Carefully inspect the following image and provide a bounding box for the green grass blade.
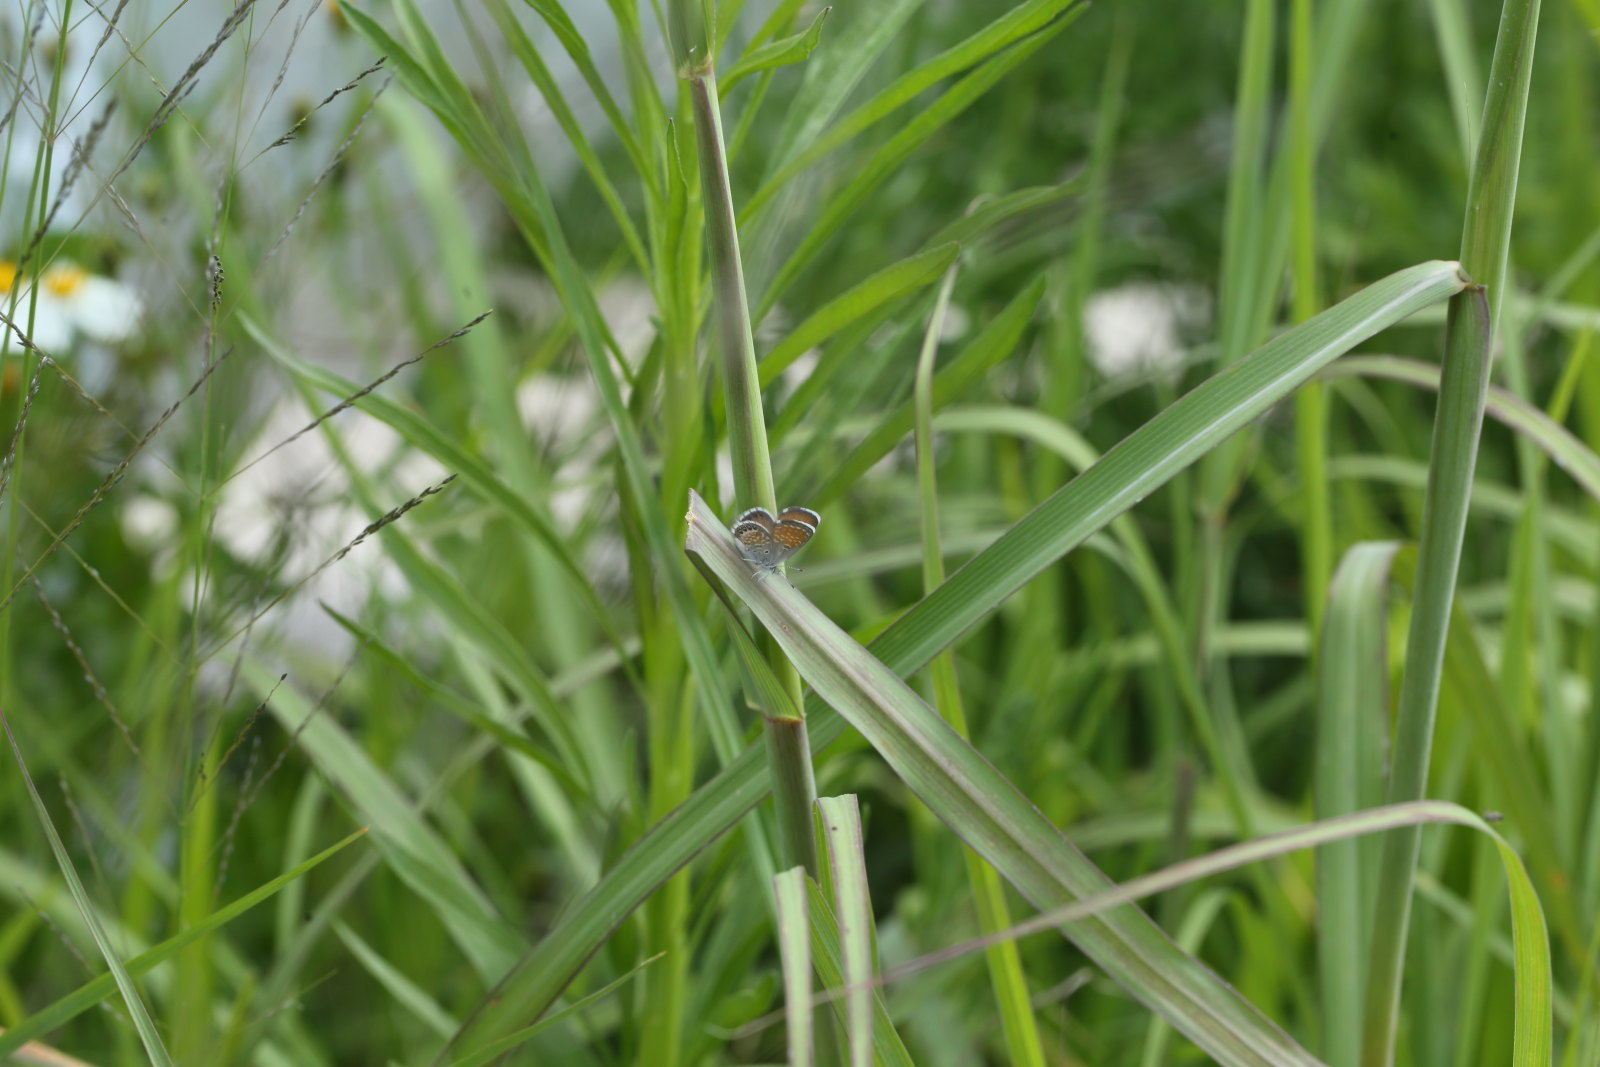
[818,795,873,1066]
[485,0,649,271]
[1316,543,1403,1067]
[871,262,1467,677]
[878,799,1549,1067]
[758,242,960,388]
[813,275,1046,504]
[518,0,654,191]
[447,955,662,1067]
[249,662,527,982]
[1322,355,1600,503]
[914,267,1048,1067]
[774,866,813,1067]
[335,921,458,1040]
[686,493,1320,1066]
[435,262,1465,1059]
[754,12,1082,317]
[1362,0,1541,1053]
[244,315,628,662]
[1215,0,1276,373]
[0,820,364,1059]
[746,0,1084,218]
[721,6,830,91]
[1426,0,1484,159]
[804,878,916,1067]
[1,713,173,1066]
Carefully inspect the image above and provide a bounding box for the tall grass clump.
[3,0,1597,1064]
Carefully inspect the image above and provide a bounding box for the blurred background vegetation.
[0,0,1594,1064]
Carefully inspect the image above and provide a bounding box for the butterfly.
[731,505,820,577]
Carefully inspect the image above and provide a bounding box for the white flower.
[206,398,448,658]
[120,495,180,552]
[1083,282,1209,380]
[1,260,142,352]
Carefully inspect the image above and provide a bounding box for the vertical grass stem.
[682,44,817,878]
[1361,3,1542,1058]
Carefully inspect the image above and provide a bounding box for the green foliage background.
[0,0,1593,1064]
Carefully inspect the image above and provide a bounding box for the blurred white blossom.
[207,399,447,657]
[1083,282,1208,380]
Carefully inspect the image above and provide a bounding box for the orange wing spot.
[772,522,814,550]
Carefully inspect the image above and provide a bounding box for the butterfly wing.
[731,505,818,570]
[776,506,820,530]
[736,507,779,530]
[771,507,818,563]
[733,519,779,567]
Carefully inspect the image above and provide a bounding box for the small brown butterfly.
[731,506,820,576]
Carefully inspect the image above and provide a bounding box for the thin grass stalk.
[674,2,819,878]
[1499,340,1576,871]
[1197,0,1274,514]
[1200,0,1374,687]
[1316,543,1400,1067]
[913,264,1047,1067]
[1027,31,1129,767]
[774,867,814,1067]
[1361,3,1542,1057]
[1359,285,1494,1062]
[1426,0,1484,160]
[0,0,70,721]
[1192,0,1274,818]
[1289,0,1329,637]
